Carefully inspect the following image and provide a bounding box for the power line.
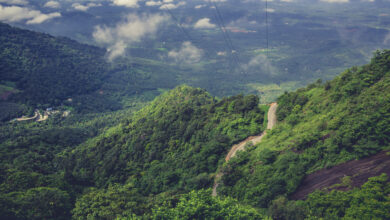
[214,3,240,66]
[265,0,269,59]
[164,6,194,43]
[207,1,234,62]
[210,5,236,68]
[210,0,246,74]
[214,2,244,74]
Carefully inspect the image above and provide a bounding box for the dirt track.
[15,110,39,121]
[290,151,390,200]
[212,103,278,196]
[224,103,278,161]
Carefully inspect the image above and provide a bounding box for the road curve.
[212,103,278,196]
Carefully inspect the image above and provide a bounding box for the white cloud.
[265,8,275,13]
[195,4,206,9]
[319,0,349,2]
[111,0,140,8]
[206,0,227,2]
[107,41,127,60]
[26,12,61,24]
[0,0,28,5]
[384,32,390,45]
[93,25,114,44]
[93,13,169,60]
[72,3,101,11]
[168,41,203,64]
[194,18,216,29]
[72,3,88,11]
[159,2,186,10]
[146,1,162,6]
[0,5,61,24]
[244,54,277,75]
[44,1,60,9]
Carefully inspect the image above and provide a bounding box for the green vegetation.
[0,22,181,117]
[0,22,107,106]
[268,174,390,220]
[0,85,266,218]
[63,86,265,217]
[304,174,390,219]
[217,50,390,215]
[0,20,389,218]
[150,189,267,219]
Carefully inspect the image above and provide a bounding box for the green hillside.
[0,22,107,105]
[0,21,389,218]
[65,86,266,217]
[0,22,181,118]
[0,85,267,219]
[217,50,390,218]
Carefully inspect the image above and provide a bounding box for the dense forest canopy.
[1,84,269,219]
[0,22,183,119]
[65,85,266,197]
[0,22,107,105]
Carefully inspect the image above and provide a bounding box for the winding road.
[212,102,278,196]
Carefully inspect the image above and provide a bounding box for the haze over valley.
[0,0,389,219]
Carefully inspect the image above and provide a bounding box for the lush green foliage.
[65,85,265,194]
[150,189,266,219]
[0,22,107,106]
[304,174,390,219]
[1,24,389,219]
[0,22,178,116]
[72,188,266,219]
[72,184,147,219]
[0,187,71,220]
[0,94,153,219]
[268,174,390,219]
[219,50,390,209]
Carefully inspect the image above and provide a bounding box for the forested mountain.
[0,85,267,219]
[0,22,181,119]
[0,21,389,219]
[1,51,389,219]
[66,86,264,188]
[0,22,107,105]
[217,50,390,219]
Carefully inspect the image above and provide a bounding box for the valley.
[0,0,389,219]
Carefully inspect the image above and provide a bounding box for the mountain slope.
[0,23,182,117]
[0,22,107,105]
[65,86,266,188]
[217,50,390,214]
